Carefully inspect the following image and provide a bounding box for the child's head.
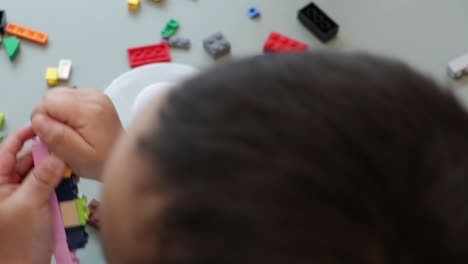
[100,52,468,263]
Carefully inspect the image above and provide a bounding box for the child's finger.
[31,114,94,165]
[0,126,35,177]
[31,88,92,128]
[15,151,34,177]
[0,125,35,154]
[15,154,65,206]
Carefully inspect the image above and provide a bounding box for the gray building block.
[203,32,231,59]
[167,36,191,49]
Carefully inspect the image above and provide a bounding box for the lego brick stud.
[203,32,231,59]
[298,2,339,42]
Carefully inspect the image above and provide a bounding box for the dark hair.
[140,52,468,263]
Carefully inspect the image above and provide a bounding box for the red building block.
[127,42,171,68]
[263,32,309,53]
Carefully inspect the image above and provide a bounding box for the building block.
[3,36,20,61]
[263,32,308,53]
[247,6,260,18]
[46,67,59,86]
[58,59,72,81]
[58,197,87,228]
[56,176,79,202]
[64,166,72,178]
[0,112,4,129]
[203,32,231,59]
[76,196,89,225]
[60,201,81,228]
[0,10,6,35]
[65,226,88,250]
[127,42,171,68]
[448,52,468,79]
[128,0,140,10]
[5,23,48,45]
[167,36,191,49]
[298,2,339,42]
[161,19,179,37]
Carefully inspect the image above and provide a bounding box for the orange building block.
[5,23,48,45]
[64,166,72,178]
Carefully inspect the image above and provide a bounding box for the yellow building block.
[60,200,80,228]
[128,0,140,10]
[45,67,58,86]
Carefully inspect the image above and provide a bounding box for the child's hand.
[31,88,123,181]
[0,125,66,263]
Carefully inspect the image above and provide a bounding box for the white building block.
[58,59,72,81]
[447,53,468,79]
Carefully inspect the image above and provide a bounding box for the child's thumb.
[16,154,66,206]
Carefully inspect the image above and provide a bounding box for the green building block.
[75,195,89,225]
[0,112,4,129]
[161,19,179,37]
[3,36,20,61]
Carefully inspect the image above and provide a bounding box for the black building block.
[298,2,339,42]
[0,10,6,35]
[56,176,79,202]
[65,226,89,250]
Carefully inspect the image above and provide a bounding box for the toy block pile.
[56,168,90,251]
[124,1,340,68]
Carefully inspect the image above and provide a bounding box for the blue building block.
[298,2,339,42]
[65,226,89,250]
[203,32,231,59]
[247,6,260,18]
